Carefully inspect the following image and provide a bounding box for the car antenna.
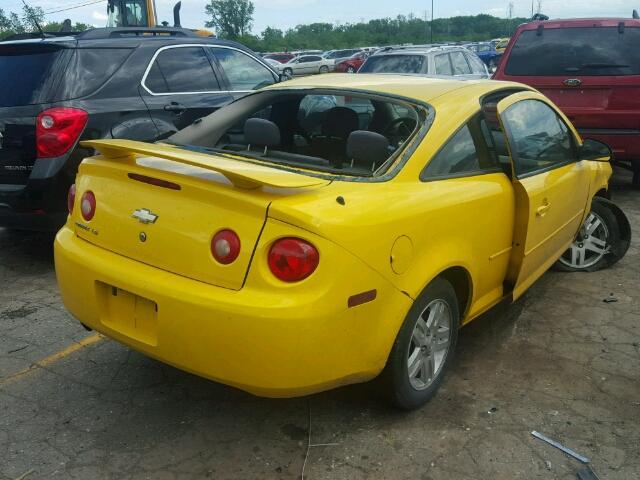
[21,0,47,40]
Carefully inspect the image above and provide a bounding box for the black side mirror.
[579,139,612,162]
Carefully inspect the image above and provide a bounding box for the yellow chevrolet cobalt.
[55,75,630,409]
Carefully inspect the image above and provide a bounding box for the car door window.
[434,54,453,75]
[450,51,472,75]
[144,47,220,94]
[421,116,500,180]
[501,99,575,177]
[210,47,276,91]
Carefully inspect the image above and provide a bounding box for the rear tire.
[347,65,356,73]
[555,197,630,272]
[283,67,293,77]
[382,278,459,410]
[319,65,329,74]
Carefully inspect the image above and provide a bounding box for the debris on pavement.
[531,430,590,464]
[602,294,618,303]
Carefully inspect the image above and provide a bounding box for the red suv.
[494,16,640,186]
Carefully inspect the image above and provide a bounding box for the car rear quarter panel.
[270,87,521,323]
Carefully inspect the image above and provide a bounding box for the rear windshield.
[359,55,425,74]
[0,45,131,107]
[505,26,640,76]
[0,45,68,107]
[168,91,427,179]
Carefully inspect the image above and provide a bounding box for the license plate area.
[97,282,158,346]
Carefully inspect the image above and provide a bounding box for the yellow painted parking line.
[1,333,103,386]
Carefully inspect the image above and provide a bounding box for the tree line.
[1,0,526,51]
[0,5,90,39]
[205,0,526,51]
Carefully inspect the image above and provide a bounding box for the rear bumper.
[54,226,411,397]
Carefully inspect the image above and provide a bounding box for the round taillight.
[80,191,96,221]
[211,229,241,264]
[268,238,319,282]
[67,184,76,215]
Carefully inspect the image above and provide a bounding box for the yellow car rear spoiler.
[81,139,329,189]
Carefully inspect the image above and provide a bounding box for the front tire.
[383,278,459,410]
[283,67,293,77]
[555,197,629,272]
[319,65,329,74]
[347,65,356,73]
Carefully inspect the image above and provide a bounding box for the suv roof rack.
[77,27,199,40]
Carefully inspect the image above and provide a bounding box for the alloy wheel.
[559,211,610,269]
[406,299,452,390]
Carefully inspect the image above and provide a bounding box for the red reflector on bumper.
[347,289,377,308]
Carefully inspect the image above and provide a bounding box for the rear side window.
[211,48,275,90]
[450,51,471,75]
[505,27,640,76]
[0,45,68,107]
[422,115,501,180]
[360,55,425,74]
[59,48,132,99]
[434,54,453,75]
[145,47,220,93]
[466,53,487,75]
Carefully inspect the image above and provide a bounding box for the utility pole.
[507,1,513,35]
[430,0,434,43]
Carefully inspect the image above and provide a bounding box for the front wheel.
[319,65,329,74]
[382,278,459,410]
[283,67,293,77]
[347,65,356,73]
[555,197,630,272]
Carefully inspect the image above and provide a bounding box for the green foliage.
[255,14,527,52]
[205,0,255,39]
[0,5,90,39]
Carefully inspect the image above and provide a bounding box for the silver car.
[281,55,334,76]
[358,45,489,80]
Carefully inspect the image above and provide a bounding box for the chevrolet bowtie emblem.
[132,208,158,224]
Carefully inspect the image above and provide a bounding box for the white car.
[281,55,335,76]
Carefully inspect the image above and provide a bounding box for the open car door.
[495,91,592,299]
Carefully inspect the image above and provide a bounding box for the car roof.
[518,17,640,30]
[263,73,528,104]
[374,45,468,56]
[0,28,246,50]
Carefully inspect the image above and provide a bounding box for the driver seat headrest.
[346,130,389,170]
[244,118,281,153]
[321,107,359,138]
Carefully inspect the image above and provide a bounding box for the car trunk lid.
[72,139,330,290]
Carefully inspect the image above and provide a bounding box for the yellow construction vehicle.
[106,0,213,37]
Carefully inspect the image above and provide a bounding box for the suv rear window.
[505,26,640,76]
[360,55,425,74]
[0,45,68,107]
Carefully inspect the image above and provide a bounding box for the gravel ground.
[1,169,638,480]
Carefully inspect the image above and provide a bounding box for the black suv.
[0,28,280,230]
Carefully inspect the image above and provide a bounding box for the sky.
[3,0,638,34]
